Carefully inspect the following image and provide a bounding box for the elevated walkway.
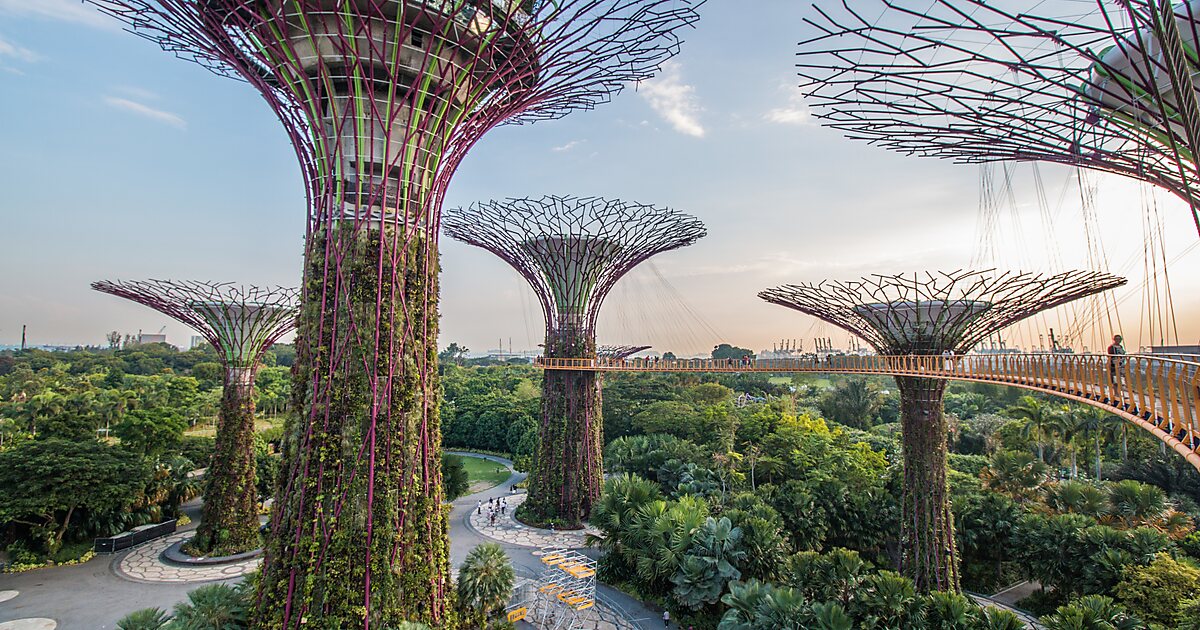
[536,353,1200,470]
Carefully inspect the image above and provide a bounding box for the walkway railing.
[535,353,1200,470]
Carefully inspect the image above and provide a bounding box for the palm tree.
[981,451,1048,502]
[26,390,63,437]
[456,543,515,627]
[1070,406,1111,480]
[1048,406,1085,479]
[1107,480,1169,529]
[1008,396,1053,463]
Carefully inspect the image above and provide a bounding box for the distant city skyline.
[1,0,1197,356]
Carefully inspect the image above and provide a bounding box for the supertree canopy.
[444,195,706,526]
[760,270,1126,593]
[92,280,298,556]
[597,344,651,360]
[89,1,702,626]
[796,0,1200,235]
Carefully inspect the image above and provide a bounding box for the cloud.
[0,36,39,63]
[638,62,705,138]
[552,140,582,152]
[764,86,812,126]
[0,0,116,29]
[104,96,187,129]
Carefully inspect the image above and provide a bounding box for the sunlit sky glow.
[0,0,1197,356]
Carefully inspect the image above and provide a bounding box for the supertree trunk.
[192,366,260,555]
[523,324,601,528]
[895,375,959,593]
[258,224,447,628]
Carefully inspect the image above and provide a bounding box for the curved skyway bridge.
[536,352,1200,470]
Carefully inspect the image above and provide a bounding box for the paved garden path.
[0,453,664,629]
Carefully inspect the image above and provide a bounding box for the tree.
[0,438,150,553]
[442,454,470,501]
[981,451,1047,502]
[712,344,754,361]
[456,543,515,628]
[1008,396,1054,463]
[818,379,883,429]
[438,343,470,366]
[26,390,63,437]
[114,409,187,458]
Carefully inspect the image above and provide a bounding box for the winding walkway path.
[0,454,661,629]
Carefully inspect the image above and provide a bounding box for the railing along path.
[536,353,1200,470]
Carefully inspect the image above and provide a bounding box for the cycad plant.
[1107,480,1168,528]
[456,543,515,628]
[116,608,171,630]
[1044,480,1109,520]
[1039,595,1143,630]
[170,583,247,630]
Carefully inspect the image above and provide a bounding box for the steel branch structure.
[597,345,651,360]
[89,2,701,626]
[796,0,1200,235]
[92,280,298,556]
[444,195,705,526]
[760,269,1126,593]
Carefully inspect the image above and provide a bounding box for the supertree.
[88,2,703,625]
[91,280,298,556]
[444,196,706,526]
[597,344,651,360]
[759,270,1126,592]
[795,0,1200,235]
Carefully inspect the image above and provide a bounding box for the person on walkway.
[1107,334,1126,385]
[662,610,670,627]
[476,501,482,515]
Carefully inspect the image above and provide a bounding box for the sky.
[0,0,1197,356]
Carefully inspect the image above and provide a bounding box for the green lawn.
[459,455,511,493]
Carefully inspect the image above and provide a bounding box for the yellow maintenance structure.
[507,548,599,628]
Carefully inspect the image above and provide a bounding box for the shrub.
[1114,552,1200,626]
[116,608,170,630]
[1039,595,1142,630]
[170,583,247,629]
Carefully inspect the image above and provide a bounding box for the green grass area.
[768,375,832,388]
[459,455,511,492]
[185,416,283,438]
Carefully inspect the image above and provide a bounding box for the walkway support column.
[896,375,956,592]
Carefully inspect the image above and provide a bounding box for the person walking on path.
[662,610,670,627]
[1107,334,1126,385]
